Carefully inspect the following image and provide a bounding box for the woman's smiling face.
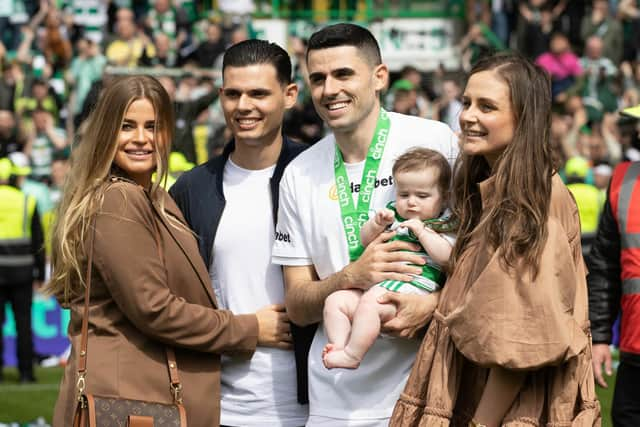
[113,98,158,187]
[459,70,515,166]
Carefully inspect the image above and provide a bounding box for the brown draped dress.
[390,174,601,427]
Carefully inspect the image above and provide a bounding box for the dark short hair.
[393,148,451,197]
[306,23,381,66]
[31,78,48,87]
[222,39,292,85]
[400,65,420,77]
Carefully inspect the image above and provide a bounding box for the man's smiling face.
[307,45,387,134]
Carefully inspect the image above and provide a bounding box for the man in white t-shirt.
[171,39,310,427]
[272,23,458,426]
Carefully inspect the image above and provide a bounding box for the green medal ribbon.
[334,109,391,261]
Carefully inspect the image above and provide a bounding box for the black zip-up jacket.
[586,186,640,365]
[170,136,317,403]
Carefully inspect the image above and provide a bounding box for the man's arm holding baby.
[284,230,426,326]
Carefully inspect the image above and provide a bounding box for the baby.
[323,147,455,369]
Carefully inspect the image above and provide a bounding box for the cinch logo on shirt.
[328,175,394,200]
[274,230,291,243]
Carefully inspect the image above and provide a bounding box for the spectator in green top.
[66,38,106,122]
[143,0,191,51]
[580,0,624,64]
[25,108,68,183]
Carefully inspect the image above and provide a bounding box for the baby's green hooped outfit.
[376,202,455,293]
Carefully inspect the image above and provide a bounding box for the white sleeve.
[272,167,313,266]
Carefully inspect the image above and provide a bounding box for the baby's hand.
[399,219,428,237]
[375,208,395,227]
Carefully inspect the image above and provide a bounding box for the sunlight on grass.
[0,366,63,424]
[0,365,619,425]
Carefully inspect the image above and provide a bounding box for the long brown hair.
[45,75,174,302]
[450,53,553,279]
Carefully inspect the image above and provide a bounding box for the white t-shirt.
[272,112,458,425]
[211,158,308,427]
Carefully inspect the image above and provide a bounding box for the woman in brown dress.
[390,53,601,426]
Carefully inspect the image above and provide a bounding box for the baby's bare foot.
[323,347,361,369]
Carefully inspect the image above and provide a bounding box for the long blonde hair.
[45,75,174,303]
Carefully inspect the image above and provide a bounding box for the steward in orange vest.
[588,160,640,426]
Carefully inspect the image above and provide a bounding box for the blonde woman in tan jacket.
[46,75,291,427]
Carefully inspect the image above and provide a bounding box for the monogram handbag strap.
[77,218,96,377]
[151,215,183,403]
[77,214,183,404]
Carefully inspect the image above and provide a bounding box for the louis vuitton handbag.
[72,220,187,427]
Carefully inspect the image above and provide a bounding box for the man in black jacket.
[587,104,640,427]
[170,39,312,426]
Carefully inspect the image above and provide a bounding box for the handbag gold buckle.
[76,373,87,406]
[171,383,183,404]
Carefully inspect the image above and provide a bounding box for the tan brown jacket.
[53,179,259,427]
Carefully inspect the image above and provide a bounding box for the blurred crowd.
[0,0,639,253]
[0,0,266,251]
[459,0,640,249]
